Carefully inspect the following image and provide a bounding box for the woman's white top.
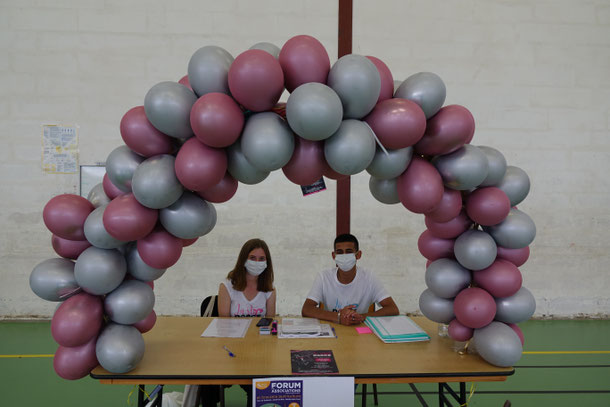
[221,279,273,317]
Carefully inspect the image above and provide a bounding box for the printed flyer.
[254,379,303,407]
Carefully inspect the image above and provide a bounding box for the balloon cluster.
[30,34,535,378]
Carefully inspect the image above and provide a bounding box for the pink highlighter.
[271,320,278,335]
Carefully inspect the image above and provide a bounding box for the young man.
[301,233,399,325]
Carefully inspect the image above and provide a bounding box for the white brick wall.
[1,0,609,318]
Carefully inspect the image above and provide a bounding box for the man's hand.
[339,306,365,325]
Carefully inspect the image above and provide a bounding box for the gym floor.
[1,319,609,406]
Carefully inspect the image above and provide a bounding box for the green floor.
[1,319,609,406]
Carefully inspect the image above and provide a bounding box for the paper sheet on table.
[201,318,251,338]
[278,323,335,339]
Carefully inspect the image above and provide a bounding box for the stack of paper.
[278,318,336,339]
[200,318,251,338]
[364,315,430,343]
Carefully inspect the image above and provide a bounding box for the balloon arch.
[30,35,536,379]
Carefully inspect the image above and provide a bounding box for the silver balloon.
[369,176,400,205]
[393,79,402,94]
[454,229,497,271]
[249,42,280,58]
[324,120,376,175]
[74,247,126,295]
[477,146,507,187]
[96,323,145,374]
[418,288,455,324]
[160,192,217,239]
[286,82,343,141]
[495,166,530,206]
[473,321,523,367]
[425,258,471,299]
[30,258,80,301]
[132,154,183,209]
[126,244,166,281]
[105,145,144,192]
[187,45,234,97]
[241,112,295,172]
[432,145,489,190]
[144,81,197,139]
[84,206,126,249]
[495,286,536,324]
[104,280,155,325]
[483,208,536,249]
[226,140,269,185]
[366,146,412,180]
[327,54,380,119]
[394,72,446,119]
[87,183,110,208]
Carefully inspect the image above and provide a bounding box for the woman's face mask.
[334,253,356,272]
[245,259,267,276]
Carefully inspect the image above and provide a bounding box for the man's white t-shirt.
[306,266,390,314]
[221,279,273,317]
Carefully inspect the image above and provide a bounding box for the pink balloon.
[279,35,330,92]
[364,98,426,149]
[103,194,158,241]
[466,187,511,226]
[473,259,523,298]
[507,323,525,346]
[282,137,325,186]
[43,194,94,241]
[228,49,284,112]
[415,105,475,156]
[137,227,183,269]
[397,157,444,214]
[417,230,455,261]
[175,137,227,191]
[197,172,238,203]
[453,287,497,329]
[51,293,103,347]
[497,246,530,267]
[448,319,473,341]
[190,93,244,148]
[102,173,125,200]
[182,237,198,247]
[425,210,473,239]
[178,75,192,90]
[51,234,91,260]
[366,56,394,102]
[425,188,463,223]
[120,106,174,157]
[53,336,99,380]
[134,310,157,333]
[323,161,349,181]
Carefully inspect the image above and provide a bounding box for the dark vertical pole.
[337,0,353,236]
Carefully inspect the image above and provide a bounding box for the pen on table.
[331,326,337,338]
[223,345,236,357]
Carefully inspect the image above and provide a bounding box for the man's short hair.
[334,233,359,251]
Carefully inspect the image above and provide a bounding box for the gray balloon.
[366,146,413,180]
[132,154,183,209]
[483,208,536,249]
[495,166,530,206]
[83,206,126,249]
[96,323,145,374]
[324,120,376,175]
[495,286,536,324]
[432,145,489,190]
[226,140,269,185]
[477,146,507,187]
[74,247,126,295]
[126,244,166,281]
[249,42,280,58]
[425,258,471,299]
[369,176,400,205]
[104,280,155,325]
[286,82,343,141]
[241,112,295,172]
[105,146,144,192]
[454,229,497,271]
[418,288,455,324]
[187,45,234,97]
[87,183,110,208]
[473,321,523,367]
[394,72,446,119]
[327,54,381,119]
[30,258,80,301]
[160,192,217,239]
[144,81,197,139]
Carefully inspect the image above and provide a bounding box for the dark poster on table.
[290,349,339,375]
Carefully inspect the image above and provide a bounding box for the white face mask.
[245,259,267,276]
[334,253,356,272]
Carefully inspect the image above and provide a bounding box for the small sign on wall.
[301,178,326,197]
[41,124,79,174]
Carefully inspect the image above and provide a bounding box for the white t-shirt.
[306,266,390,314]
[221,279,273,317]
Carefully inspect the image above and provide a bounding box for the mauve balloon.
[473,259,523,298]
[364,98,426,149]
[425,210,473,239]
[52,235,91,260]
[43,194,94,241]
[102,174,125,200]
[448,319,473,342]
[282,137,326,186]
[175,137,227,192]
[51,292,103,347]
[417,230,455,261]
[366,56,394,103]
[279,35,330,92]
[496,245,530,267]
[197,172,238,203]
[134,310,157,333]
[103,194,158,242]
[137,227,183,269]
[53,336,99,380]
[190,92,244,148]
[466,187,511,226]
[415,105,475,156]
[424,187,463,223]
[453,287,496,329]
[120,106,173,157]
[178,75,192,90]
[397,157,444,214]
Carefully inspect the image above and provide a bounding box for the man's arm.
[362,296,399,317]
[301,299,360,325]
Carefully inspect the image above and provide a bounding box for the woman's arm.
[265,289,277,317]
[217,283,232,317]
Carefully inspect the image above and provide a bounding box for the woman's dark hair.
[334,233,359,251]
[227,238,274,292]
